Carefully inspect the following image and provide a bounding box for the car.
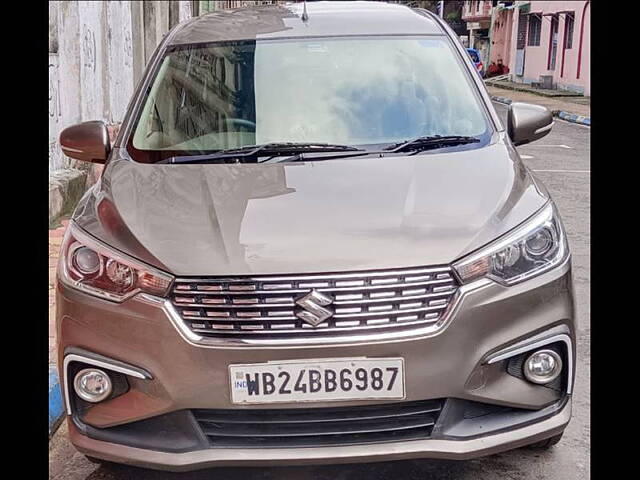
[56,1,574,472]
[466,47,485,77]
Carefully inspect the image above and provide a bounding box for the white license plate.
[229,357,405,404]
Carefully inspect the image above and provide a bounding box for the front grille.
[170,265,459,339]
[193,399,444,447]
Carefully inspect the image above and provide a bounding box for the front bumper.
[68,399,570,471]
[56,258,575,470]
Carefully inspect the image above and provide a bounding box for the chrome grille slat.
[171,265,458,339]
[171,290,455,309]
[181,303,448,323]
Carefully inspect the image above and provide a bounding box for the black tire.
[526,432,564,449]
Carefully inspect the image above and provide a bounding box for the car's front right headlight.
[453,202,569,286]
[58,221,174,302]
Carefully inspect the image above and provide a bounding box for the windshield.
[128,36,492,163]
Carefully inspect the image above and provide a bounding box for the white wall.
[48,0,194,174]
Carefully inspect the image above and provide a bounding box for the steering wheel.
[225,118,256,131]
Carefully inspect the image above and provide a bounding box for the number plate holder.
[229,357,405,405]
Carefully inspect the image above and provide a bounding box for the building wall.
[462,0,492,65]
[48,1,281,175]
[508,1,590,95]
[462,0,492,20]
[49,1,194,174]
[489,7,514,68]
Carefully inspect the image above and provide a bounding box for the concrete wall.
[48,1,279,177]
[48,1,194,175]
[48,1,195,224]
[507,1,590,96]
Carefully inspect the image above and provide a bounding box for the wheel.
[526,432,564,449]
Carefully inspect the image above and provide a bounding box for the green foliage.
[446,11,460,21]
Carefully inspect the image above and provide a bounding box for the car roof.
[169,1,445,47]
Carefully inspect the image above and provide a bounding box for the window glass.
[565,14,575,49]
[130,36,492,162]
[527,15,542,46]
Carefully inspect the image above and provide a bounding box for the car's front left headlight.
[453,202,569,286]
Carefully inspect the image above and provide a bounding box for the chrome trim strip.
[172,278,454,296]
[62,353,152,416]
[485,329,574,393]
[192,318,440,336]
[173,266,451,283]
[534,122,554,135]
[135,278,492,349]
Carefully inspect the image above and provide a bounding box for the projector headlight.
[59,221,173,302]
[453,203,569,286]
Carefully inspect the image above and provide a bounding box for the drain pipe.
[560,13,568,78]
[576,1,590,79]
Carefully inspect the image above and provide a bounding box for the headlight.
[59,222,173,302]
[453,203,569,286]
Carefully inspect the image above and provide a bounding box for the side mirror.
[59,121,111,164]
[507,102,553,146]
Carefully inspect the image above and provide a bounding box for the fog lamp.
[73,368,113,403]
[523,349,562,384]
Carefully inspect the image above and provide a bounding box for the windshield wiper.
[161,142,364,164]
[384,135,480,153]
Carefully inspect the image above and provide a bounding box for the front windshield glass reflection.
[130,36,491,163]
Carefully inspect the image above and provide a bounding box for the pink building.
[505,1,590,95]
[461,1,493,66]
[489,3,515,72]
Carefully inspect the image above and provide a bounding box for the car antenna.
[301,0,309,22]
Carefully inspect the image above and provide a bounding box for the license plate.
[229,357,405,404]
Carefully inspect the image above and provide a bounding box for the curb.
[490,96,590,127]
[49,168,87,228]
[490,95,512,105]
[49,365,64,437]
[553,110,591,126]
[484,80,583,98]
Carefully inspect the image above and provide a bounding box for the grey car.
[56,1,574,471]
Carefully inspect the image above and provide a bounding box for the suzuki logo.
[295,289,334,326]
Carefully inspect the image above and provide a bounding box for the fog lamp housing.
[73,368,113,403]
[523,349,563,384]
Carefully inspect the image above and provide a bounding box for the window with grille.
[516,12,528,49]
[527,14,542,46]
[565,13,575,49]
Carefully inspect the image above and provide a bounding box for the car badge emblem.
[295,289,334,326]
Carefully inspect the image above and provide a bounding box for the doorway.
[548,14,559,70]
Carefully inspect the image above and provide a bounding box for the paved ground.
[49,104,590,479]
[486,85,591,118]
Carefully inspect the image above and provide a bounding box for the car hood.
[74,139,547,276]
